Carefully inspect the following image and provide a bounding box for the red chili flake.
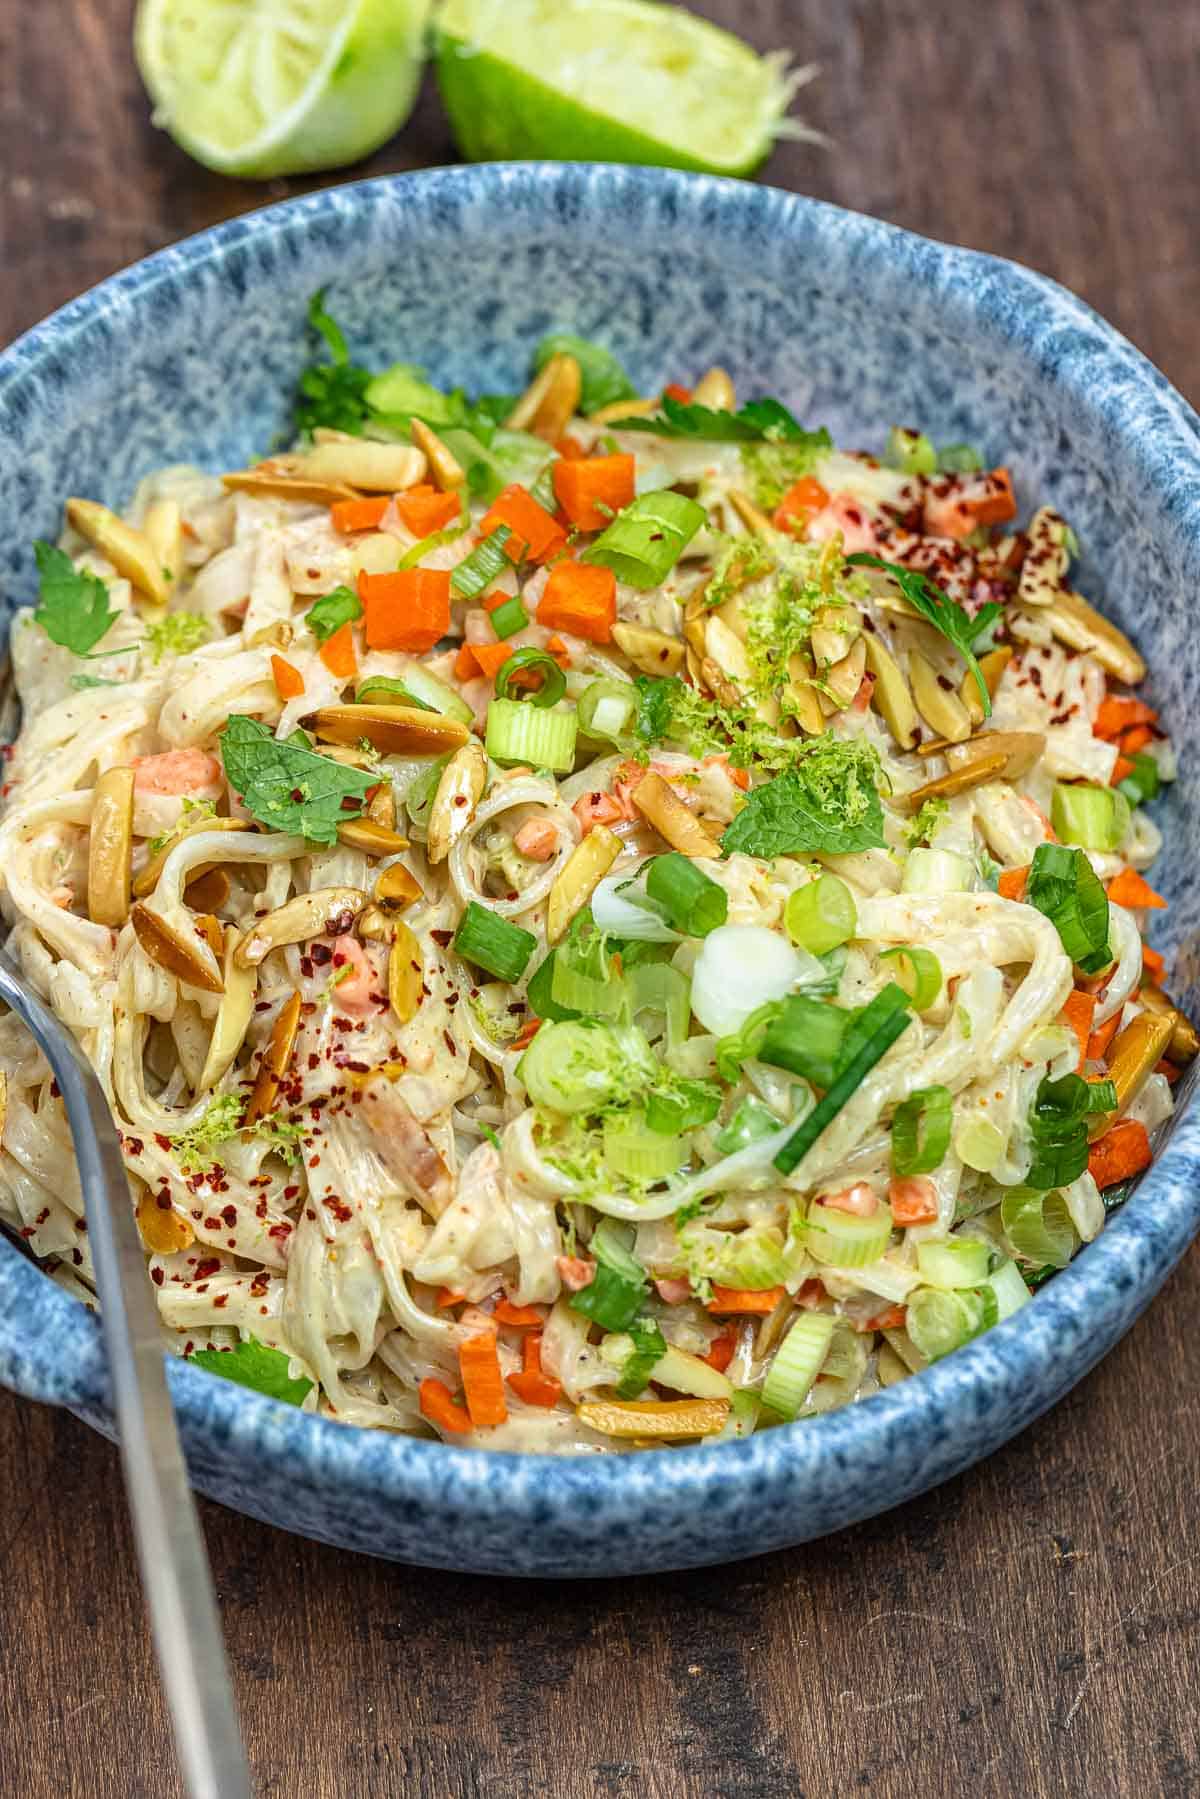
[214,1294,229,1309]
[311,943,333,965]
[267,1222,293,1242]
[156,1194,172,1212]
[340,797,360,812]
[299,955,314,978]
[123,1136,144,1156]
[151,1267,164,1286]
[154,1134,172,1152]
[221,1204,237,1229]
[50,1080,61,1099]
[283,1185,300,1201]
[249,1272,270,1297]
[431,929,453,946]
[443,1030,457,1057]
[204,1216,223,1231]
[325,1197,353,1222]
[194,1257,221,1280]
[18,1227,33,1240]
[74,1217,88,1232]
[255,1197,269,1219]
[290,788,305,802]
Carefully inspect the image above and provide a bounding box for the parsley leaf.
[721,743,886,858]
[219,714,374,845]
[144,610,210,662]
[188,1338,313,1407]
[611,392,831,447]
[305,585,363,643]
[295,289,372,437]
[847,553,1003,713]
[33,542,118,654]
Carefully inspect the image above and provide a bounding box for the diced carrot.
[998,866,1029,901]
[507,1332,562,1407]
[1142,944,1166,981]
[552,453,636,531]
[458,1332,508,1428]
[494,1298,545,1328]
[270,654,305,701]
[511,1017,542,1053]
[1094,694,1158,740]
[454,641,480,680]
[1155,1058,1182,1086]
[536,561,617,643]
[862,1303,908,1333]
[706,1285,786,1315]
[1120,724,1154,755]
[330,495,389,534]
[318,620,357,680]
[795,1279,826,1310]
[395,484,461,537]
[663,383,693,404]
[573,790,626,832]
[555,434,586,460]
[472,640,515,682]
[774,476,830,535]
[436,1288,466,1309]
[1108,868,1167,912]
[1110,756,1135,786]
[965,467,1017,525]
[1087,1013,1121,1062]
[703,1329,737,1373]
[419,1376,472,1434]
[887,1177,939,1226]
[514,817,559,860]
[1059,990,1097,1071]
[480,483,566,564]
[1088,1118,1152,1189]
[544,633,572,669]
[358,567,451,653]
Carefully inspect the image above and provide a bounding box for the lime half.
[433,0,815,178]
[134,0,433,179]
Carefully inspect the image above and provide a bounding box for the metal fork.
[0,950,252,1798]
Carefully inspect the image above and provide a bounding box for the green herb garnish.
[33,542,118,654]
[144,610,211,662]
[219,714,373,845]
[610,393,831,447]
[847,552,1002,712]
[305,585,363,643]
[295,289,372,437]
[721,743,886,858]
[188,1338,313,1407]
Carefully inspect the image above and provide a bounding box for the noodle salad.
[0,307,1193,1452]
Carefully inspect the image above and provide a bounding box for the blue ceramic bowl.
[2,164,1199,1577]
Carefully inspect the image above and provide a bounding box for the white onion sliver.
[690,925,814,1037]
[591,875,680,943]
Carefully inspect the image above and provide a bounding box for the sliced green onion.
[756,995,850,1090]
[550,938,624,1017]
[452,901,536,983]
[774,1010,913,1175]
[577,679,636,745]
[900,847,972,895]
[627,961,691,1054]
[955,1115,1006,1174]
[784,875,856,955]
[985,1257,1033,1321]
[486,698,578,771]
[715,1095,782,1155]
[643,1076,720,1135]
[603,1111,689,1181]
[761,1313,835,1420]
[937,443,983,473]
[517,1019,626,1113]
[804,1199,894,1268]
[644,853,728,938]
[397,513,470,570]
[614,1318,668,1398]
[1051,782,1131,853]
[886,426,937,476]
[528,459,559,514]
[357,668,473,723]
[1025,1072,1115,1190]
[1026,842,1110,973]
[836,983,913,1073]
[589,1217,644,1282]
[305,584,361,642]
[879,947,942,1010]
[494,647,567,709]
[405,755,450,828]
[489,596,529,640]
[582,490,707,590]
[915,1237,990,1290]
[525,908,593,1022]
[1117,752,1160,807]
[891,1085,953,1175]
[1001,1186,1077,1268]
[906,1284,998,1361]
[450,525,513,599]
[568,1262,646,1331]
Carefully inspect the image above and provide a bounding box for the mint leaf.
[533,332,636,414]
[219,714,373,845]
[295,289,372,437]
[847,553,1000,713]
[188,1338,313,1407]
[610,392,831,447]
[33,542,118,654]
[305,585,362,644]
[722,745,886,858]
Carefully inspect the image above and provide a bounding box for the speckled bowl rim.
[3,163,1200,1553]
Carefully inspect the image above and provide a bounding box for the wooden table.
[2,3,1197,1794]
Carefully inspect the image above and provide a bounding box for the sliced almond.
[337,819,410,857]
[136,1188,195,1255]
[728,488,775,537]
[818,636,867,713]
[427,740,488,866]
[863,634,919,750]
[66,499,169,606]
[406,416,466,491]
[134,817,252,900]
[244,992,302,1125]
[691,366,736,411]
[131,903,224,992]
[904,750,1010,809]
[357,904,395,943]
[1138,981,1200,1065]
[945,730,1046,781]
[221,464,356,506]
[184,868,230,913]
[302,440,426,493]
[632,772,719,858]
[375,862,424,911]
[1103,1011,1175,1118]
[577,1397,730,1439]
[705,614,779,725]
[909,649,972,742]
[1017,506,1074,608]
[88,766,135,928]
[546,826,622,944]
[1046,589,1146,683]
[142,498,183,597]
[197,927,258,1092]
[310,704,470,756]
[611,622,685,677]
[784,649,826,736]
[388,921,423,1023]
[366,783,397,830]
[962,645,1013,727]
[234,887,366,969]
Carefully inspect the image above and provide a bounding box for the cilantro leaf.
[722,744,886,858]
[610,392,831,447]
[33,542,118,654]
[847,553,1000,713]
[219,714,374,845]
[305,585,363,644]
[144,610,210,662]
[188,1338,313,1407]
[295,289,372,437]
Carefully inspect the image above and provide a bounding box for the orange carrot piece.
[436,1288,466,1309]
[1155,1058,1182,1086]
[555,434,586,460]
[552,453,636,531]
[773,476,830,534]
[318,620,357,680]
[1110,756,1136,785]
[480,483,566,564]
[887,1177,939,1226]
[419,1376,472,1434]
[359,567,451,653]
[965,467,1017,525]
[706,1285,787,1315]
[494,1298,544,1328]
[330,495,389,534]
[1142,944,1165,981]
[703,1329,737,1373]
[1094,694,1158,740]
[510,1017,541,1052]
[395,484,461,537]
[1088,1118,1152,1190]
[536,561,617,643]
[544,633,572,669]
[505,1331,562,1405]
[472,640,515,682]
[1059,990,1097,1070]
[1108,868,1167,911]
[998,866,1029,901]
[1120,724,1154,755]
[270,654,305,701]
[862,1303,908,1333]
[459,1332,508,1428]
[1087,1012,1121,1063]
[663,383,692,404]
[454,641,480,680]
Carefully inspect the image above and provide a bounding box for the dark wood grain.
[2,3,1198,1795]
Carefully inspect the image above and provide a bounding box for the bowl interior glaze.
[1,164,1199,1576]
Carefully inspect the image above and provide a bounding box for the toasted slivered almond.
[611,622,685,677]
[357,904,395,943]
[904,750,1010,809]
[134,818,252,900]
[632,771,720,858]
[506,357,564,431]
[309,704,470,756]
[131,903,225,992]
[407,416,466,490]
[1101,1012,1175,1121]
[863,634,919,750]
[316,743,379,770]
[136,1188,195,1254]
[427,741,488,866]
[246,618,294,651]
[197,927,258,1092]
[577,1397,730,1439]
[245,992,302,1125]
[366,783,397,830]
[221,464,356,506]
[908,649,972,742]
[88,766,135,928]
[1017,506,1074,608]
[692,366,736,411]
[784,649,826,736]
[818,636,867,713]
[375,861,423,911]
[1046,589,1146,683]
[945,730,1046,781]
[195,913,224,960]
[588,395,657,425]
[526,353,582,442]
[184,868,230,913]
[728,488,775,537]
[336,819,410,857]
[302,440,426,493]
[547,826,621,944]
[142,498,183,597]
[66,499,170,606]
[388,921,423,1023]
[234,887,365,969]
[962,645,1013,727]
